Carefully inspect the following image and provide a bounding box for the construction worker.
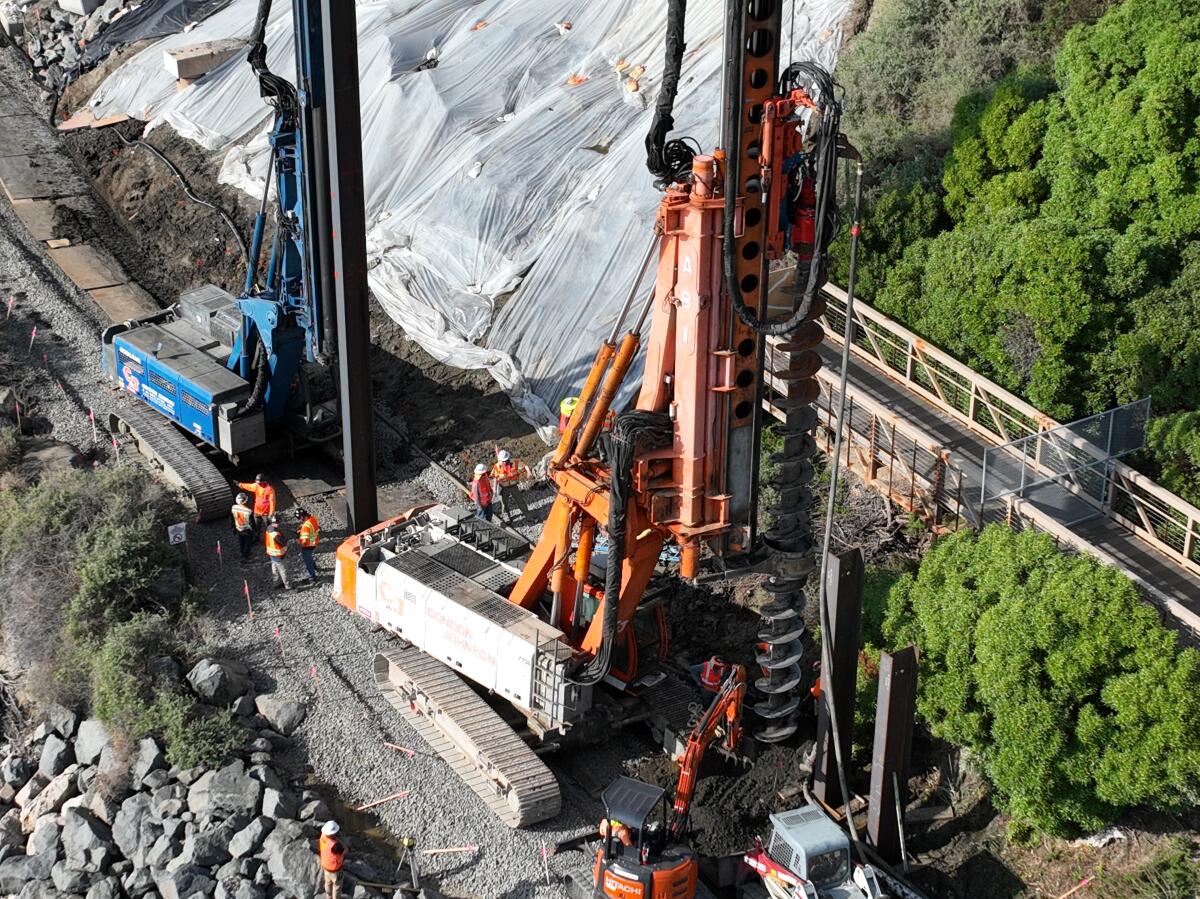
[295,507,320,586]
[236,473,277,531]
[490,448,531,523]
[471,463,494,521]
[599,816,634,849]
[698,655,730,692]
[318,820,346,899]
[231,492,255,562]
[264,516,292,591]
[558,396,579,433]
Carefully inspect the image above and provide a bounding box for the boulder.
[86,791,118,826]
[61,807,111,873]
[144,833,179,870]
[14,773,48,808]
[246,765,281,792]
[149,656,182,682]
[231,695,256,717]
[86,876,121,899]
[95,744,127,786]
[256,818,303,858]
[73,721,111,767]
[259,788,297,820]
[155,866,216,899]
[43,705,78,740]
[216,877,265,899]
[131,739,167,790]
[0,849,55,892]
[37,734,73,779]
[298,799,330,822]
[51,858,91,893]
[185,660,249,708]
[160,817,184,842]
[122,865,156,897]
[186,761,261,818]
[175,767,204,787]
[264,836,314,899]
[149,784,186,821]
[168,823,234,871]
[253,696,305,737]
[20,766,78,832]
[26,814,60,857]
[228,817,272,859]
[76,765,97,795]
[0,808,22,859]
[112,793,162,868]
[0,755,31,789]
[16,880,59,899]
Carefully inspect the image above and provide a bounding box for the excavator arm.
[669,664,747,839]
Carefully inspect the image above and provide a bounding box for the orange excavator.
[588,665,747,899]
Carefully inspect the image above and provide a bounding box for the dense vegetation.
[880,526,1200,835]
[833,0,1200,500]
[0,460,238,768]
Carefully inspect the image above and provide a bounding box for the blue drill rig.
[100,0,377,525]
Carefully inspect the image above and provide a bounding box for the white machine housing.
[352,506,592,734]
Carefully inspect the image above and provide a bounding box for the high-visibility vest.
[472,474,493,507]
[238,482,276,516]
[298,516,319,548]
[699,657,727,691]
[599,818,633,847]
[491,461,521,488]
[231,504,253,531]
[265,528,287,558]
[318,834,345,872]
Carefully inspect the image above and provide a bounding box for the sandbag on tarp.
[81,0,231,68]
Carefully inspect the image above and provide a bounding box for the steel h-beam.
[867,645,918,865]
[812,548,864,807]
[320,0,377,531]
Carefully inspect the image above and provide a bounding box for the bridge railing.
[815,284,1200,577]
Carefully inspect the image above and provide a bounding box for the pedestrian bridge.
[766,284,1200,634]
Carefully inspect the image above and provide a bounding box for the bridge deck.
[816,343,1200,623]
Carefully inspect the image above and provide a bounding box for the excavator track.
[110,404,232,522]
[374,645,561,828]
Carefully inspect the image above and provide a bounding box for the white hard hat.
[236,493,248,504]
[322,821,340,836]
[497,449,512,462]
[474,463,487,475]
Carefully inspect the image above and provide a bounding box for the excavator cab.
[592,777,698,899]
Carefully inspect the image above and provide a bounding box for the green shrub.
[883,526,1200,835]
[1143,411,1200,507]
[92,614,239,768]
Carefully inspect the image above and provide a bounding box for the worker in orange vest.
[490,448,531,523]
[236,473,277,531]
[318,820,347,899]
[295,507,320,586]
[698,655,730,692]
[471,463,494,521]
[231,492,255,562]
[264,516,292,591]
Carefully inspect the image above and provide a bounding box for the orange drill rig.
[334,0,862,827]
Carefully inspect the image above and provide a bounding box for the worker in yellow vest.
[490,448,532,523]
[264,516,292,591]
[558,396,579,433]
[230,493,255,562]
[295,507,320,586]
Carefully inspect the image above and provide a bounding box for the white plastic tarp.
[87,0,852,441]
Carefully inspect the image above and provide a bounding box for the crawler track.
[110,404,231,521]
[374,644,561,828]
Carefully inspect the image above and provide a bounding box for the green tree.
[1144,412,1200,506]
[884,526,1200,834]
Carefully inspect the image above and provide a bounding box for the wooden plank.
[55,110,130,132]
[88,284,158,322]
[10,196,98,242]
[0,154,89,201]
[0,117,58,158]
[48,244,127,291]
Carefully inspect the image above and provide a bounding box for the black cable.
[573,410,672,686]
[645,0,697,185]
[112,130,249,264]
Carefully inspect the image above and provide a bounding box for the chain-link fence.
[980,398,1150,508]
